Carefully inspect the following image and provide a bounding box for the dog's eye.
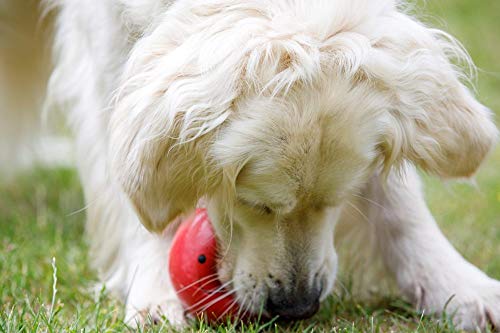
[260,205,273,215]
[252,203,274,215]
[238,197,273,215]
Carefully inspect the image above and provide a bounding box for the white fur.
[2,0,499,330]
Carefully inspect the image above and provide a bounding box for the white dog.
[2,0,499,330]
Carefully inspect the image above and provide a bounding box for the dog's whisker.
[240,289,256,320]
[216,293,241,322]
[195,287,238,314]
[205,279,234,295]
[196,275,225,290]
[191,276,230,297]
[346,200,371,224]
[184,280,234,311]
[235,295,248,320]
[176,273,219,293]
[242,300,253,320]
[351,193,386,210]
[177,278,221,296]
[179,273,217,291]
[66,194,103,217]
[184,288,222,312]
[202,289,239,320]
[335,279,351,298]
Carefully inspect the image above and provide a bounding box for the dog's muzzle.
[266,284,321,320]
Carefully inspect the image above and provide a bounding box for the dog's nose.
[266,288,320,320]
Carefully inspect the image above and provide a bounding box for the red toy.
[169,208,241,322]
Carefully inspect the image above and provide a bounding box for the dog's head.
[110,0,498,319]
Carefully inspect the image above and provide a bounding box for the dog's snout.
[266,287,321,320]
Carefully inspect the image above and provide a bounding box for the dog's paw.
[123,262,187,328]
[125,298,187,329]
[411,276,500,331]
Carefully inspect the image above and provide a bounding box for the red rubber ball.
[169,208,240,322]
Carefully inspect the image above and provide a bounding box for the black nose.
[266,289,320,320]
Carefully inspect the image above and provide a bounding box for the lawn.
[1,1,499,332]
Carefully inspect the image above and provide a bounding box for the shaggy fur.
[2,0,499,330]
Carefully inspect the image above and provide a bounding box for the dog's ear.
[109,19,249,233]
[364,14,498,178]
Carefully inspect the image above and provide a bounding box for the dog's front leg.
[367,164,500,331]
[121,227,186,328]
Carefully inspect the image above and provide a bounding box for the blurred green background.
[0,1,499,332]
[420,0,500,277]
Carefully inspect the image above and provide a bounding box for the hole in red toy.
[198,254,207,264]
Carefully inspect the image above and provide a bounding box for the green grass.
[1,1,499,332]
